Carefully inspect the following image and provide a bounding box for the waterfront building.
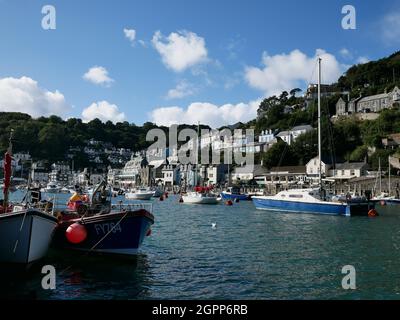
[254,166,307,186]
[205,164,228,186]
[327,162,368,181]
[30,161,49,184]
[231,164,268,183]
[306,157,332,184]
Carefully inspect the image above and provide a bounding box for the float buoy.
[165,192,169,198]
[368,209,379,217]
[66,223,87,244]
[179,197,184,203]
[225,200,233,206]
[380,200,387,206]
[159,195,164,201]
[146,229,152,236]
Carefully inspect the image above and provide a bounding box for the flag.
[3,152,12,197]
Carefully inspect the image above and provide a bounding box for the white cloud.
[0,76,71,118]
[244,49,345,97]
[124,28,136,45]
[83,66,114,86]
[82,101,126,123]
[150,99,261,128]
[356,56,370,64]
[381,12,400,45]
[339,48,352,59]
[152,30,208,72]
[166,80,197,99]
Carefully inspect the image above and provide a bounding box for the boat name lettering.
[94,223,122,235]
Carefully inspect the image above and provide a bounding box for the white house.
[276,125,313,145]
[328,162,368,181]
[161,164,180,187]
[306,157,331,183]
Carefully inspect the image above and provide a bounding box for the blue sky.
[0,0,399,127]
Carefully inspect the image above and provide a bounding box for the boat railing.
[111,202,153,213]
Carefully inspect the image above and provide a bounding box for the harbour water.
[1,191,400,300]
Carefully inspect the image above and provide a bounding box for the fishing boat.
[0,131,58,264]
[125,187,154,200]
[0,208,58,264]
[252,58,376,216]
[53,181,154,257]
[220,186,251,201]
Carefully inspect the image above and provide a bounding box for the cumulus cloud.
[124,28,136,42]
[83,66,114,86]
[166,80,197,99]
[82,101,126,123]
[152,30,208,72]
[0,76,71,118]
[356,56,370,64]
[381,11,400,45]
[244,49,345,96]
[150,99,261,128]
[339,48,352,59]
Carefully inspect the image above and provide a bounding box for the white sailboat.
[181,123,218,205]
[252,58,375,216]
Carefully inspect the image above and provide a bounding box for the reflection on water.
[2,190,400,299]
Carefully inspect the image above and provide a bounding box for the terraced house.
[336,86,400,115]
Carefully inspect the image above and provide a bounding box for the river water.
[1,191,400,300]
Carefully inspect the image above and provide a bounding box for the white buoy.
[211,223,217,229]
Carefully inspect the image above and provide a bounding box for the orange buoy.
[368,209,379,217]
[146,229,152,236]
[225,200,233,206]
[66,223,87,244]
[380,200,387,206]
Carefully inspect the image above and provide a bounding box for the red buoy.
[66,223,87,244]
[165,192,169,198]
[159,195,164,201]
[146,229,152,236]
[368,209,379,217]
[225,200,233,206]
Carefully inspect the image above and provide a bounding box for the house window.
[350,170,355,176]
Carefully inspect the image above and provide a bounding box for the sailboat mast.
[195,121,200,187]
[389,156,391,196]
[318,58,322,188]
[379,157,382,194]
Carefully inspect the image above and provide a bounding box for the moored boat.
[221,187,251,201]
[0,208,58,264]
[252,188,375,216]
[53,180,154,257]
[125,187,154,200]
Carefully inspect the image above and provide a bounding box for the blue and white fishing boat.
[53,181,154,257]
[221,187,251,201]
[252,58,376,216]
